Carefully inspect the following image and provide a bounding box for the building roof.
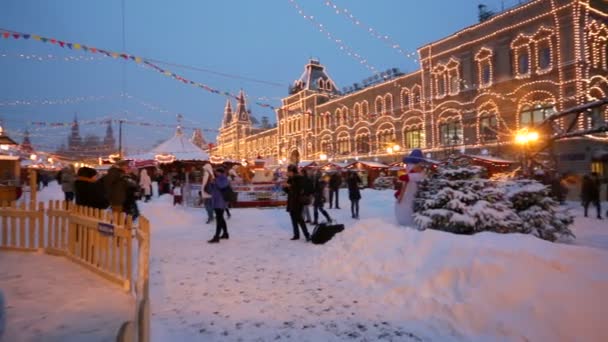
[292,60,339,95]
[347,161,389,169]
[129,129,209,161]
[0,135,18,146]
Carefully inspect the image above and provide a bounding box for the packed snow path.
[0,252,133,342]
[26,183,608,341]
[141,189,608,341]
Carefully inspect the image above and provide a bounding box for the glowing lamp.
[320,153,328,161]
[0,144,8,151]
[48,158,53,163]
[30,154,37,161]
[393,144,401,152]
[386,147,393,154]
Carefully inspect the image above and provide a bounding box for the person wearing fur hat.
[395,149,427,227]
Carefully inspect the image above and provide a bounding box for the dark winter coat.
[347,173,362,201]
[74,176,109,209]
[123,174,140,219]
[104,166,129,207]
[329,173,342,190]
[312,176,328,206]
[210,174,230,209]
[581,176,600,202]
[284,174,306,212]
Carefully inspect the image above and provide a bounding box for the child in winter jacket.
[172,181,183,206]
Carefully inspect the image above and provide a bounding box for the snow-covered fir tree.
[414,165,522,235]
[414,163,574,242]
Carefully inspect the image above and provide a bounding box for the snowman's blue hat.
[403,149,425,164]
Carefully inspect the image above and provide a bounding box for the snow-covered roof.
[298,161,317,168]
[349,161,389,168]
[0,155,19,161]
[467,155,516,164]
[129,130,209,161]
[321,161,349,169]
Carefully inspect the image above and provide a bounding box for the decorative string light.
[0,52,108,62]
[287,0,379,74]
[0,94,117,106]
[321,0,418,63]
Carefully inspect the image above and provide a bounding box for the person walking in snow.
[202,163,215,224]
[328,172,342,209]
[312,170,332,224]
[139,169,152,202]
[283,164,311,241]
[104,160,130,214]
[395,149,427,227]
[172,181,183,206]
[347,170,363,219]
[208,167,230,243]
[582,173,602,219]
[60,165,76,202]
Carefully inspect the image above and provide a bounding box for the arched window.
[439,120,463,146]
[353,103,361,123]
[384,94,393,115]
[519,103,555,127]
[401,89,410,110]
[374,96,384,116]
[479,113,498,142]
[403,126,425,149]
[361,101,369,120]
[518,52,530,75]
[355,134,371,154]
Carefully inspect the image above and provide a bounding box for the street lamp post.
[515,128,539,176]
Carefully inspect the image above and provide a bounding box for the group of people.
[57,161,158,220]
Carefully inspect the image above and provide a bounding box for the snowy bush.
[414,165,574,242]
[373,176,395,190]
[501,179,574,242]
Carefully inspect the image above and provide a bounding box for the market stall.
[0,155,21,201]
[344,160,389,188]
[230,158,287,208]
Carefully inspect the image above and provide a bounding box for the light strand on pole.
[321,0,418,63]
[287,0,379,74]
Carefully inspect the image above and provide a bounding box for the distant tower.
[20,129,34,153]
[191,128,207,150]
[103,120,116,154]
[68,114,82,151]
[222,100,233,127]
[235,90,251,123]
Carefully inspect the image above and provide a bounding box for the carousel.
[227,157,287,208]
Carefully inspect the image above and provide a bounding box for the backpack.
[220,185,237,202]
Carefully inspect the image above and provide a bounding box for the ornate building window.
[404,127,424,149]
[400,88,410,110]
[439,121,463,146]
[433,65,447,98]
[534,28,554,74]
[586,20,608,70]
[337,132,350,155]
[374,96,384,117]
[479,115,498,142]
[519,103,555,128]
[447,59,460,95]
[353,103,361,123]
[412,86,421,107]
[512,34,532,79]
[355,134,371,154]
[361,100,369,120]
[384,94,393,115]
[475,47,493,88]
[376,124,395,152]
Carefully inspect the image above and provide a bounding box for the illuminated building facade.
[215,0,608,172]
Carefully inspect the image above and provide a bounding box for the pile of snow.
[313,219,608,341]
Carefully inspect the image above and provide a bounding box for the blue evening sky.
[0,0,520,154]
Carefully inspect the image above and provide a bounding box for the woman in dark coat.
[347,171,362,219]
[207,167,231,243]
[582,173,602,219]
[283,164,311,241]
[312,170,332,224]
[74,167,109,209]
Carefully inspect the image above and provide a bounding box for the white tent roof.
[129,130,209,161]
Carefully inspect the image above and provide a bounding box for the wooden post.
[19,202,26,248]
[37,202,44,248]
[29,168,37,205]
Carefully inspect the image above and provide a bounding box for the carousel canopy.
[128,129,209,163]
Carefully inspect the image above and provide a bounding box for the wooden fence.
[0,200,150,342]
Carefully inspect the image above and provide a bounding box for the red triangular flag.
[90,47,97,53]
[12,33,20,39]
[58,41,65,47]
[2,32,9,39]
[50,39,57,44]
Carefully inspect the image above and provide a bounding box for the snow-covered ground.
[12,182,608,341]
[0,252,133,342]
